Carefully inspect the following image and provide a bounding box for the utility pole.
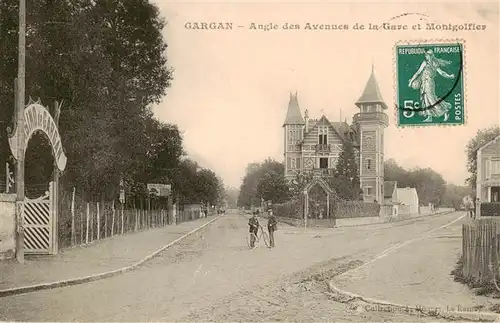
[15,0,26,263]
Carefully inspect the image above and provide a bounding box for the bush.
[481,202,500,216]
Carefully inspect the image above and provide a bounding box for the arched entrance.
[8,99,67,255]
[303,177,335,228]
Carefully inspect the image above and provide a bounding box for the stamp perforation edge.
[392,38,467,129]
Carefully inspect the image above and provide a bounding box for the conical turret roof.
[355,66,387,110]
[283,91,305,126]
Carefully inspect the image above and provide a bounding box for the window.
[291,158,296,169]
[486,159,491,178]
[492,159,500,175]
[366,158,372,170]
[318,126,328,145]
[288,128,303,146]
[319,158,328,169]
[296,157,301,170]
[365,187,373,196]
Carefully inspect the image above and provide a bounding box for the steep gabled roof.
[477,134,500,154]
[355,66,388,110]
[384,181,397,198]
[303,115,343,141]
[283,92,305,126]
[300,115,360,148]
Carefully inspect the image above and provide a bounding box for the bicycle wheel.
[246,233,258,249]
[261,230,270,248]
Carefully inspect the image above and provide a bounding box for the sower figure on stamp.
[267,209,278,248]
[248,213,259,248]
[408,49,455,122]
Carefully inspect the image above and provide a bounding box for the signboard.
[8,102,67,171]
[147,183,171,197]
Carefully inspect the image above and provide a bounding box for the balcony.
[305,168,336,178]
[315,144,331,152]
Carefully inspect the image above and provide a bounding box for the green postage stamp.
[395,40,465,127]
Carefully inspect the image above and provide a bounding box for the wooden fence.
[462,218,500,285]
[58,188,206,249]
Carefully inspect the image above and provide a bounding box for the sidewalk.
[330,215,500,315]
[0,216,218,291]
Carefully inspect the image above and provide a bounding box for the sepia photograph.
[0,0,499,322]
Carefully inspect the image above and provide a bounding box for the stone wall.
[0,194,16,260]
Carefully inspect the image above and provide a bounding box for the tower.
[283,92,305,181]
[352,66,389,203]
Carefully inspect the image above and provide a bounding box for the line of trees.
[384,159,471,208]
[0,1,225,206]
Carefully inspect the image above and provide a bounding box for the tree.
[333,139,362,200]
[442,184,473,209]
[408,168,446,206]
[384,159,410,186]
[238,158,285,208]
[384,159,447,206]
[257,171,290,203]
[0,0,174,199]
[224,187,239,208]
[465,126,500,190]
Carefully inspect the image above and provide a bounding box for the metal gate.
[23,181,55,254]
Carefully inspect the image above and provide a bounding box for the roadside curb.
[256,210,457,230]
[326,282,500,322]
[0,216,221,298]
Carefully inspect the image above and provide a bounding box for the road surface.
[0,211,468,322]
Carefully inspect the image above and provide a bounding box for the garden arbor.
[8,99,67,255]
[303,177,335,227]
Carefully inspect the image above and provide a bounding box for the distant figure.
[267,209,278,248]
[466,199,474,218]
[248,214,259,248]
[473,198,479,219]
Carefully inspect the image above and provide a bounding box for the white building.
[396,187,419,214]
[476,134,500,204]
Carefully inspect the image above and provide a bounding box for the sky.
[151,0,499,189]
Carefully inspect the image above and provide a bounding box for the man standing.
[248,214,259,248]
[267,209,277,248]
[473,198,480,219]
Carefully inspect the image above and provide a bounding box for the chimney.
[304,109,309,133]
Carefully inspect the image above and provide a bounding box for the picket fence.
[58,188,205,249]
[461,218,500,285]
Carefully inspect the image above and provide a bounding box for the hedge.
[332,201,380,219]
[481,202,500,217]
[269,198,380,220]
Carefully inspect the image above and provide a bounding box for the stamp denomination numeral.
[403,100,420,118]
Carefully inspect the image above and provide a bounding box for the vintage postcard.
[0,0,499,322]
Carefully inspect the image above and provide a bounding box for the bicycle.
[246,224,270,249]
